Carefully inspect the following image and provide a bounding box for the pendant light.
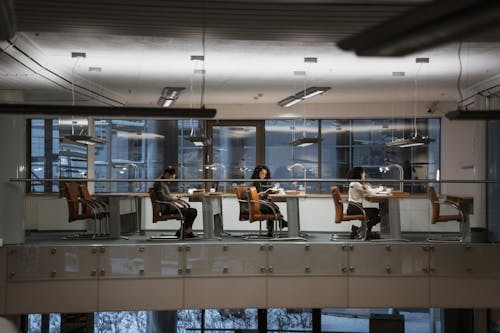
[386,57,432,148]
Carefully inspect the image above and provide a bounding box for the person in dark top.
[250,164,287,237]
[154,166,198,239]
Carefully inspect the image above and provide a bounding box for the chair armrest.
[436,200,464,220]
[156,199,185,217]
[172,198,191,208]
[79,198,100,217]
[345,201,368,219]
[249,199,281,219]
[85,198,109,212]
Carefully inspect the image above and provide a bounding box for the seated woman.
[250,164,287,237]
[347,166,382,240]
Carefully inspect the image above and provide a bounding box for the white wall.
[440,103,486,228]
[0,115,26,244]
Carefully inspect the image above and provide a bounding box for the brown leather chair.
[148,187,185,238]
[246,186,283,238]
[235,186,249,222]
[64,182,108,238]
[79,184,110,235]
[330,186,368,240]
[428,186,465,241]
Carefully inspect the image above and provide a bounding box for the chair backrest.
[235,186,249,221]
[246,186,261,221]
[148,187,182,223]
[330,185,366,223]
[428,186,440,224]
[330,186,344,223]
[148,187,162,222]
[65,182,92,222]
[79,184,91,201]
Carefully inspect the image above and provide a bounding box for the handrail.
[9,178,500,184]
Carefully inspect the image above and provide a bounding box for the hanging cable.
[71,57,81,107]
[456,41,464,109]
[413,62,423,137]
[200,0,206,108]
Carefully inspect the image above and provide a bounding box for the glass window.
[29,118,88,193]
[320,118,440,194]
[28,117,439,195]
[265,119,319,193]
[208,121,263,192]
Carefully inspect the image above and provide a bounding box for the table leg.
[202,197,214,238]
[378,200,390,236]
[108,196,121,239]
[286,197,300,237]
[202,196,224,238]
[387,198,402,239]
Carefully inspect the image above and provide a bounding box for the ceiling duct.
[445,110,500,120]
[0,0,16,40]
[337,0,500,56]
[0,104,217,118]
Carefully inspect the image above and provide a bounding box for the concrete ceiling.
[1,0,500,111]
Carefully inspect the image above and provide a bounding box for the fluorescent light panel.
[158,87,185,108]
[385,135,431,148]
[186,136,211,147]
[63,135,106,145]
[278,87,330,107]
[288,137,322,147]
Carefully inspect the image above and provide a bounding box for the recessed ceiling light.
[304,57,318,63]
[191,55,204,61]
[71,52,86,58]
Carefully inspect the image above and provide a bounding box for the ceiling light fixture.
[63,134,106,146]
[336,1,500,56]
[386,58,433,148]
[157,87,185,108]
[278,87,331,107]
[385,135,431,148]
[288,137,322,147]
[187,136,211,147]
[445,42,500,121]
[288,118,323,147]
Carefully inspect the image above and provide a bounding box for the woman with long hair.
[346,166,382,239]
[250,164,287,237]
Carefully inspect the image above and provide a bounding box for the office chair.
[330,186,368,240]
[79,184,110,235]
[428,186,465,242]
[148,187,185,239]
[245,186,284,239]
[64,182,108,239]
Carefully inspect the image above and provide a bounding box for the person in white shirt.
[347,166,382,239]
